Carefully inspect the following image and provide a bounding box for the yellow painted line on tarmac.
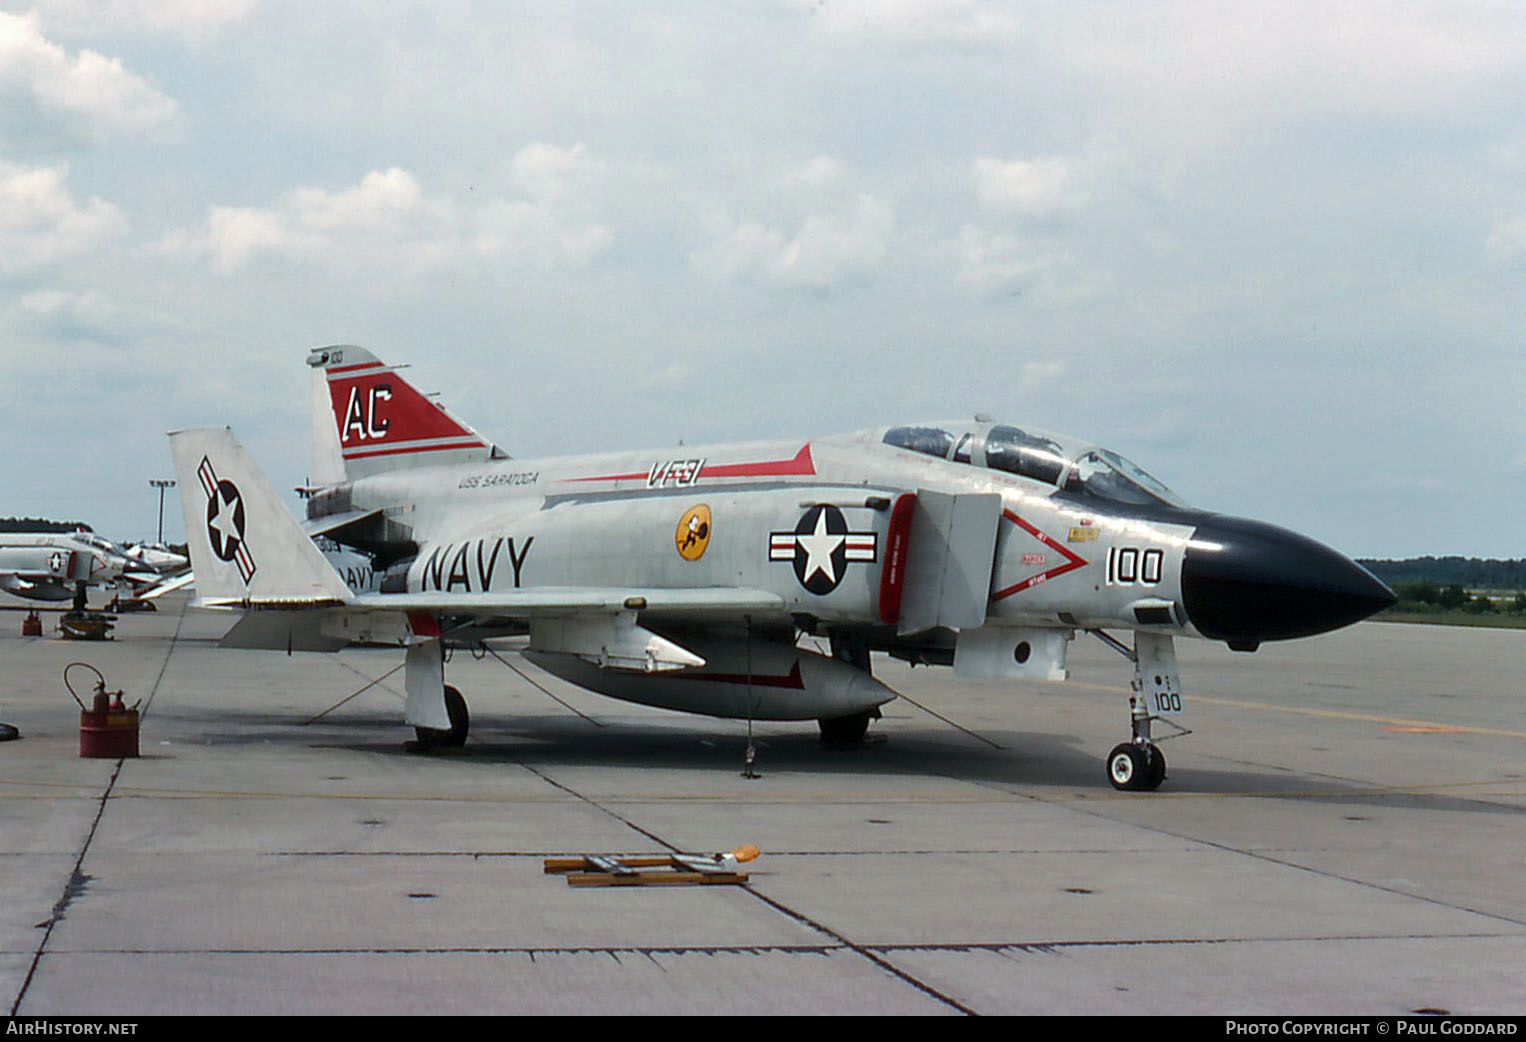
[1190,694,1526,740]
[1062,678,1526,740]
[1071,777,1526,801]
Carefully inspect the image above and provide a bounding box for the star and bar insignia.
[769,504,876,595]
[197,456,256,584]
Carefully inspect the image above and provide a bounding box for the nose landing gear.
[1090,630,1190,792]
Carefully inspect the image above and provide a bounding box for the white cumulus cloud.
[0,10,179,139]
[974,156,1090,221]
[0,160,127,273]
[953,225,1064,293]
[26,0,254,42]
[693,198,895,288]
[157,167,446,272]
[158,154,618,275]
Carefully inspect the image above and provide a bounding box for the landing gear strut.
[1090,630,1190,792]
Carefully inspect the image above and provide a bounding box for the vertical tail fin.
[306,345,502,481]
[169,427,352,605]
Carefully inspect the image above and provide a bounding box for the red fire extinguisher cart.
[65,662,140,758]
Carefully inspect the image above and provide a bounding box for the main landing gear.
[412,684,469,749]
[1090,630,1191,792]
[403,638,470,752]
[819,633,880,746]
[818,708,878,745]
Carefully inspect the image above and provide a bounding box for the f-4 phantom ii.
[168,346,1395,791]
[0,530,163,609]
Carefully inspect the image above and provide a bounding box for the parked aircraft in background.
[0,531,163,609]
[126,542,190,574]
[167,346,1394,790]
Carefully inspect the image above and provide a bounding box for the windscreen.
[1064,449,1188,508]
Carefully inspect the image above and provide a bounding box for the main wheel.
[414,684,469,748]
[818,710,872,744]
[1107,742,1164,792]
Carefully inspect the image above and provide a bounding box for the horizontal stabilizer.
[303,507,385,540]
[219,610,350,652]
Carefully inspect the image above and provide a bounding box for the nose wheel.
[1107,741,1166,791]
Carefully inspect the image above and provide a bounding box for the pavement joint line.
[837,722,1526,936]
[518,761,979,1016]
[6,778,1522,802]
[731,887,969,1016]
[16,929,1523,958]
[10,598,186,1015]
[1008,778,1526,933]
[10,759,122,1016]
[246,847,1182,857]
[15,945,853,956]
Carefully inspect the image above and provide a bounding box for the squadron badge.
[676,504,712,561]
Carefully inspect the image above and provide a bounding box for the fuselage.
[310,420,1394,653]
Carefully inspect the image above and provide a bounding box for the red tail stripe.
[342,439,487,460]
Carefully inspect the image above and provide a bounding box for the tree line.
[1359,557,1526,615]
[0,517,94,533]
[1358,557,1526,590]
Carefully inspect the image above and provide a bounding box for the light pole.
[149,479,176,543]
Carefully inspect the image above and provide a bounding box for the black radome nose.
[1181,516,1396,648]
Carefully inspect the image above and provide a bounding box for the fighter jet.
[125,542,191,575]
[167,346,1395,791]
[0,530,162,609]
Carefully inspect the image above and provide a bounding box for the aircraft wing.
[209,587,790,655]
[349,587,786,617]
[135,572,196,600]
[196,587,783,616]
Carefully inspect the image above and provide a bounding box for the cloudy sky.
[2,1,1523,558]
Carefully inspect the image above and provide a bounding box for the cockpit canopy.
[882,421,1188,509]
[75,532,144,564]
